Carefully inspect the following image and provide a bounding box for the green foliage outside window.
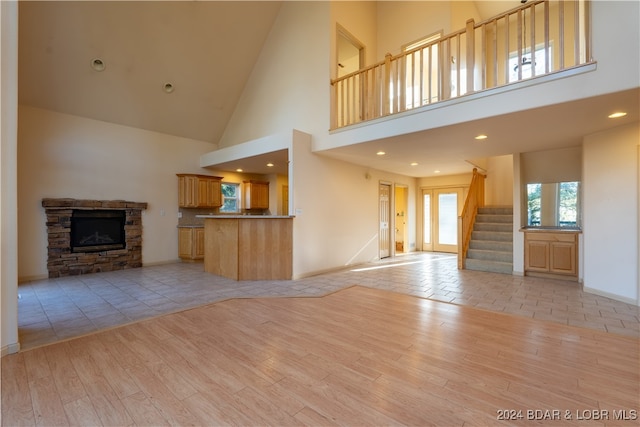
[221,183,239,212]
[527,182,579,227]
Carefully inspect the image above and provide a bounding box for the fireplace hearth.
[42,198,147,277]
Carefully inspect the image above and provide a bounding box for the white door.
[379,183,391,258]
[433,188,462,253]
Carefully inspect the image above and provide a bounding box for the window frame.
[220,182,241,213]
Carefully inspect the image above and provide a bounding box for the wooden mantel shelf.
[202,216,293,281]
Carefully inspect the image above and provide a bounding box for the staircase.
[465,206,513,274]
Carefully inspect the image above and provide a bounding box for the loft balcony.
[331,0,593,130]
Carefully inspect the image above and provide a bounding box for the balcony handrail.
[331,0,592,130]
[330,27,465,86]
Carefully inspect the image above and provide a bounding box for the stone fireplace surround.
[42,198,148,278]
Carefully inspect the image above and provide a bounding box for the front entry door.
[379,183,391,258]
[433,188,462,253]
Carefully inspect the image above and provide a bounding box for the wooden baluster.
[584,0,592,62]
[530,2,536,78]
[504,13,510,83]
[466,19,475,94]
[544,0,550,73]
[517,9,523,81]
[573,0,580,66]
[491,19,498,87]
[559,0,565,70]
[456,33,461,96]
[383,53,391,116]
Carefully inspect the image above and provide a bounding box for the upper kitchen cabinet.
[177,174,223,208]
[243,180,269,210]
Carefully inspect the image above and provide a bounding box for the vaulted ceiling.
[17,1,522,147]
[18,2,639,178]
[18,1,283,143]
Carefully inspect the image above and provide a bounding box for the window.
[403,32,441,108]
[527,181,580,228]
[220,183,240,213]
[508,43,552,83]
[558,181,579,227]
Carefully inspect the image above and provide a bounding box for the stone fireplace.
[42,198,148,278]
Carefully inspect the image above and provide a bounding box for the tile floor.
[18,252,640,350]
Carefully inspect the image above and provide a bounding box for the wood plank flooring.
[3,286,639,426]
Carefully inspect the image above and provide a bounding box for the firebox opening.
[70,209,126,253]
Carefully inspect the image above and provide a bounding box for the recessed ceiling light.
[474,134,488,140]
[90,58,105,72]
[608,112,627,119]
[434,170,441,174]
[266,163,274,167]
[376,151,386,156]
[163,82,175,93]
[236,168,243,172]
[410,162,418,166]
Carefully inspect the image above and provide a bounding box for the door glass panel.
[438,193,457,245]
[423,193,431,245]
[379,184,391,258]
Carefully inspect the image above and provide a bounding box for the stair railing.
[458,168,485,269]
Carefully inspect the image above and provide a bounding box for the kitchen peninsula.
[198,215,293,280]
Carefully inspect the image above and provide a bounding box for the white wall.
[512,153,524,275]
[1,0,19,355]
[331,1,378,71]
[291,131,417,278]
[18,106,219,281]
[484,155,513,206]
[583,122,639,304]
[521,146,582,185]
[376,1,451,57]
[218,1,330,148]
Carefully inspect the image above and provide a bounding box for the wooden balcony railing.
[331,0,592,129]
[458,168,486,269]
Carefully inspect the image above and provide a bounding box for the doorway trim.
[336,23,364,77]
[379,181,392,259]
[421,185,467,253]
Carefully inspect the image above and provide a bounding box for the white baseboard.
[583,286,639,306]
[18,273,48,284]
[1,342,20,357]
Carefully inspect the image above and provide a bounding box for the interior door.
[379,183,391,259]
[433,188,462,253]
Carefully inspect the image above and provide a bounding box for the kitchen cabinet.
[178,227,205,261]
[524,229,580,280]
[243,180,269,210]
[177,174,223,208]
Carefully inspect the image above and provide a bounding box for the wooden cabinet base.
[204,217,292,280]
[178,227,205,262]
[524,229,580,281]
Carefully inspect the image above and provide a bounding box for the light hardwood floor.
[3,285,639,426]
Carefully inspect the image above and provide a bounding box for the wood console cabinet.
[524,229,580,280]
[178,227,205,261]
[203,216,292,280]
[243,180,269,209]
[177,174,223,208]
